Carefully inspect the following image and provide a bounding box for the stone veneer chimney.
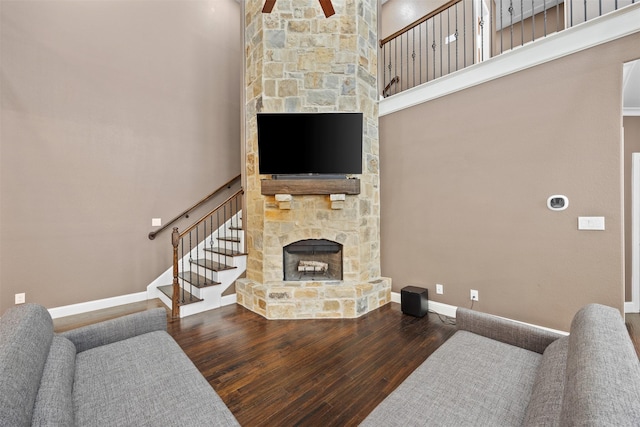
[236,0,391,319]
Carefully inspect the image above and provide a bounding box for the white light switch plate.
[152,218,162,227]
[578,216,605,231]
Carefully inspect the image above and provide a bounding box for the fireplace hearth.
[283,239,342,281]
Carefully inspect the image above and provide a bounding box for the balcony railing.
[380,0,637,97]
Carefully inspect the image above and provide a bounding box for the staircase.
[147,188,246,318]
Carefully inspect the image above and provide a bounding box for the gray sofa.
[0,303,239,427]
[362,303,640,426]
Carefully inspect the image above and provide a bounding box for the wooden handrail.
[148,174,241,240]
[178,188,244,238]
[379,0,461,47]
[383,76,400,97]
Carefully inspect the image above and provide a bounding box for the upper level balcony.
[379,0,640,116]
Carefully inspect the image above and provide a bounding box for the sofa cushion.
[560,304,640,426]
[522,336,569,427]
[360,330,541,426]
[0,304,54,427]
[73,330,239,426]
[31,335,76,427]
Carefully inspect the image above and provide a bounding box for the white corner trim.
[48,292,149,319]
[380,4,640,116]
[628,153,640,314]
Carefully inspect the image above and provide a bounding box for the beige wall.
[380,33,640,331]
[0,0,242,313]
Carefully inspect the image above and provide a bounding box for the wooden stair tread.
[178,271,220,288]
[203,247,247,256]
[217,236,241,243]
[158,285,202,305]
[192,258,238,271]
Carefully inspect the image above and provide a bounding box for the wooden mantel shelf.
[261,178,360,195]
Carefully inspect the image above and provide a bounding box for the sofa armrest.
[456,307,563,354]
[61,308,168,353]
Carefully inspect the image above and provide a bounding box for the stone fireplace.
[235,0,392,319]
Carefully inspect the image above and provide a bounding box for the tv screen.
[257,112,363,176]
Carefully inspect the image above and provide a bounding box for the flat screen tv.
[257,112,363,177]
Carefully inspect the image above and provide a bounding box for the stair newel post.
[171,227,180,318]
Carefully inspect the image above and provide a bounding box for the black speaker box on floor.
[401,286,429,317]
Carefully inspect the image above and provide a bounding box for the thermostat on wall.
[547,195,568,211]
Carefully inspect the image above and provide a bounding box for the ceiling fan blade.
[318,0,335,17]
[262,0,276,13]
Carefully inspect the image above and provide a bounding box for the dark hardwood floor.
[53,300,456,426]
[53,301,640,426]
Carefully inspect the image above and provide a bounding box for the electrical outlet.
[436,284,444,294]
[15,293,25,304]
[470,289,479,301]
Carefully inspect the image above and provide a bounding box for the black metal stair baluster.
[217,209,222,273]
[195,227,199,299]
[425,18,429,82]
[521,0,524,47]
[599,0,602,21]
[531,0,535,42]
[223,203,228,268]
[419,25,422,85]
[463,0,466,67]
[432,17,436,79]
[235,194,240,250]
[412,28,415,88]
[500,0,504,54]
[439,13,443,78]
[187,232,192,304]
[394,37,398,94]
[400,35,403,92]
[543,0,547,38]
[210,214,215,285]
[455,3,459,71]
[202,221,207,289]
[447,7,450,75]
[479,9,485,60]
[382,42,387,97]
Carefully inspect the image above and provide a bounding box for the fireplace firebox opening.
[283,239,343,281]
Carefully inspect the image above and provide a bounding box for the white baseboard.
[48,292,148,319]
[221,293,237,306]
[390,291,568,335]
[49,291,239,320]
